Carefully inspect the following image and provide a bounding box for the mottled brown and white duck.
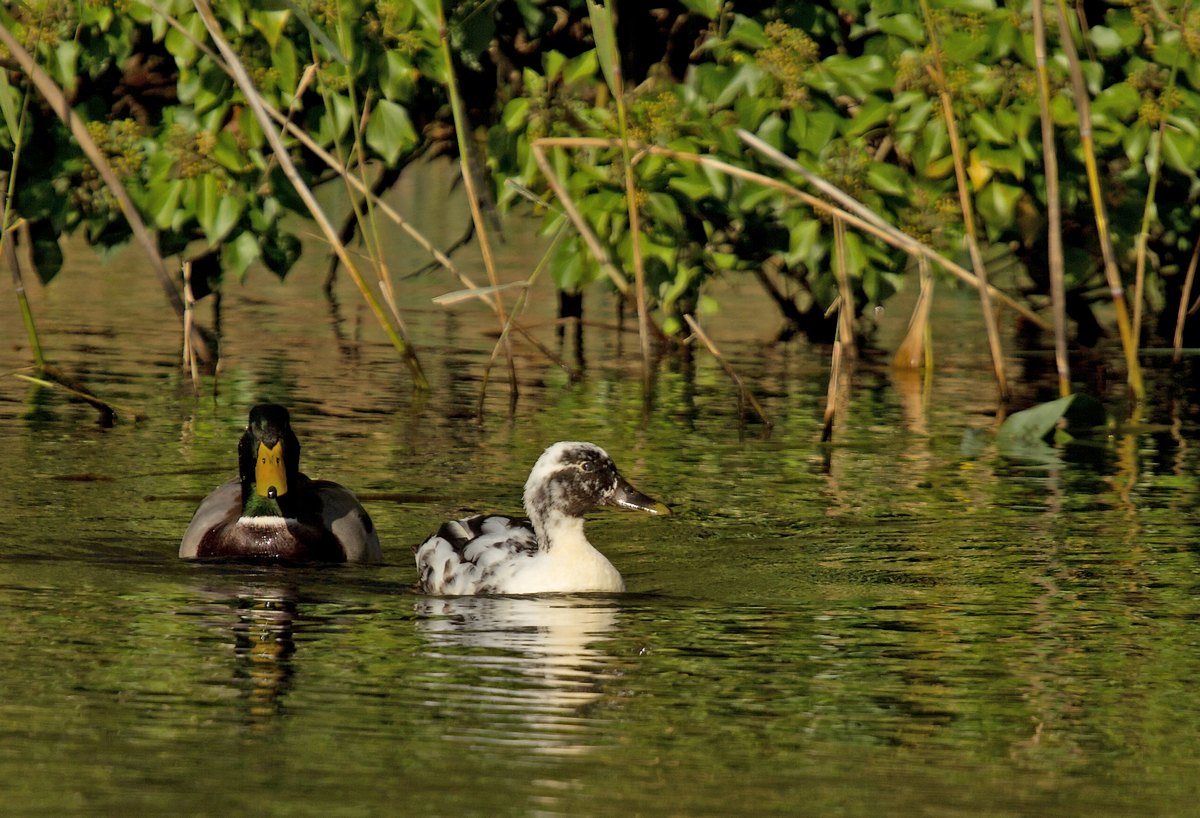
[415,442,668,595]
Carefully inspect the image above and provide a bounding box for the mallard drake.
[180,404,381,562]
[415,441,668,595]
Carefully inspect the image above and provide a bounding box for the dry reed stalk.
[431,0,516,398]
[821,337,843,443]
[832,216,857,359]
[919,0,1009,400]
[1173,236,1200,362]
[1033,0,1071,398]
[585,0,653,390]
[182,260,201,393]
[0,20,213,365]
[150,0,563,375]
[1,79,45,368]
[193,0,427,388]
[1054,0,1145,400]
[537,133,1047,328]
[529,142,631,295]
[139,2,472,289]
[1133,3,1189,346]
[894,255,935,370]
[477,231,580,415]
[4,221,45,367]
[689,131,1049,330]
[683,314,770,427]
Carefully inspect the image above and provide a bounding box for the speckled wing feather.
[415,514,539,595]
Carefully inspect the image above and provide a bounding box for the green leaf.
[53,41,81,96]
[1093,82,1139,121]
[502,97,530,132]
[877,13,924,44]
[1124,120,1151,164]
[1162,127,1198,178]
[0,69,20,140]
[248,7,291,50]
[276,0,346,63]
[271,36,298,98]
[221,230,260,279]
[679,0,721,17]
[844,96,891,138]
[382,51,418,102]
[976,180,1025,228]
[28,221,64,285]
[970,111,1010,144]
[585,0,619,99]
[165,12,207,67]
[788,109,839,156]
[365,99,418,166]
[645,192,683,233]
[867,162,908,196]
[197,175,243,245]
[996,395,1075,450]
[1089,25,1123,57]
[146,179,184,230]
[562,50,599,86]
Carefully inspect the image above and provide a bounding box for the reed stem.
[1054,0,1145,401]
[1133,1,1188,347]
[585,0,653,392]
[1173,235,1199,363]
[1,77,45,368]
[1033,0,1071,397]
[432,0,517,398]
[832,216,857,359]
[0,19,213,364]
[920,0,1009,401]
[192,0,427,388]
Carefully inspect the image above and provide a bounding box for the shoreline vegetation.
[2,1,1199,429]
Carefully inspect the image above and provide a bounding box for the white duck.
[415,442,669,595]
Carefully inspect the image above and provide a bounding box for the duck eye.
[581,461,594,472]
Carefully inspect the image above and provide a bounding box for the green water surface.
[2,217,1200,817]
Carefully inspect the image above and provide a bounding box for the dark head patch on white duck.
[523,442,623,522]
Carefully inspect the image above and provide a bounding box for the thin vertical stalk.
[586,0,652,391]
[732,130,1048,329]
[894,255,935,370]
[1033,0,1070,397]
[192,0,427,388]
[832,216,857,359]
[1054,0,1145,400]
[431,0,516,399]
[0,19,213,364]
[1172,234,1199,363]
[1133,1,1188,345]
[920,0,1009,401]
[1,78,44,368]
[821,338,843,443]
[530,143,631,294]
[182,260,200,392]
[4,223,44,367]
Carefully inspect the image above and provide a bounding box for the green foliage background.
[2,0,1199,343]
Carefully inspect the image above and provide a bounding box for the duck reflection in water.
[189,578,298,725]
[414,596,621,755]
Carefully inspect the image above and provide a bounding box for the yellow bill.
[255,441,288,499]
